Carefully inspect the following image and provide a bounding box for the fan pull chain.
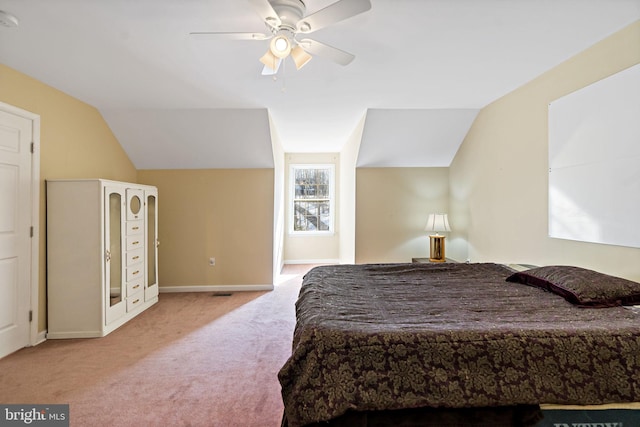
[280,57,287,93]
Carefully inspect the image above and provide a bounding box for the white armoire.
[47,179,159,338]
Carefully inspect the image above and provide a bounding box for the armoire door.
[104,186,126,324]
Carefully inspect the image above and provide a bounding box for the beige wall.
[0,64,137,332]
[355,167,449,264]
[283,153,340,263]
[137,169,274,287]
[450,21,640,281]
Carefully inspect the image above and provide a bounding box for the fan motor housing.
[269,0,306,30]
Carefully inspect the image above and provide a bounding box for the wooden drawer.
[126,220,144,235]
[126,294,143,312]
[126,265,143,282]
[126,247,144,266]
[126,235,144,251]
[127,280,143,298]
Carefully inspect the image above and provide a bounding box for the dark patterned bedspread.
[277,263,640,427]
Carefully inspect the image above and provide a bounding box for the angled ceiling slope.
[357,109,479,167]
[1,1,639,165]
[101,108,274,169]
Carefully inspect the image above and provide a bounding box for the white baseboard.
[283,259,340,265]
[160,284,274,293]
[34,330,47,346]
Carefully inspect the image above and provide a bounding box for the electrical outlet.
[209,257,215,266]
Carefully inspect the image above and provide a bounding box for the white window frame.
[289,164,335,235]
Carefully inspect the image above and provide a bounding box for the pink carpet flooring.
[0,265,312,426]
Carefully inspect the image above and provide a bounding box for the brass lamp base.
[429,235,446,262]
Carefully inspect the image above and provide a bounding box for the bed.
[278,262,640,427]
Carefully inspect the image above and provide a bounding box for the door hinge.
[29,310,33,322]
[30,226,34,237]
[30,142,35,153]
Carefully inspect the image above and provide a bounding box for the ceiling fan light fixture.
[270,34,291,58]
[194,0,371,74]
[291,45,312,70]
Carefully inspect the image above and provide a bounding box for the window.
[290,164,334,233]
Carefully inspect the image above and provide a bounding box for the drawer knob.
[133,284,140,289]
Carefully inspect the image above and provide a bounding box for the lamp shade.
[424,213,451,233]
[291,45,312,70]
[259,49,280,71]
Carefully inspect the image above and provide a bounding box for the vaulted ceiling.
[1,0,638,168]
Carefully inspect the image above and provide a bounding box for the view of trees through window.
[293,166,332,232]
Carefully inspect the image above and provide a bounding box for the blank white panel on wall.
[548,63,640,248]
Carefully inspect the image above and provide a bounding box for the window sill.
[288,231,336,237]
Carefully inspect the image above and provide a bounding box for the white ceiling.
[1,0,639,168]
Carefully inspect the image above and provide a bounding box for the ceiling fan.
[190,0,371,75]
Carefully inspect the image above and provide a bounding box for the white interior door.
[0,107,34,359]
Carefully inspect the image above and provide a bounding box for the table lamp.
[424,213,451,262]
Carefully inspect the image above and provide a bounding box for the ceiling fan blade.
[298,38,355,66]
[296,0,371,34]
[248,0,281,28]
[189,32,270,41]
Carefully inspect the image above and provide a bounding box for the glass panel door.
[145,189,159,300]
[105,186,126,324]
